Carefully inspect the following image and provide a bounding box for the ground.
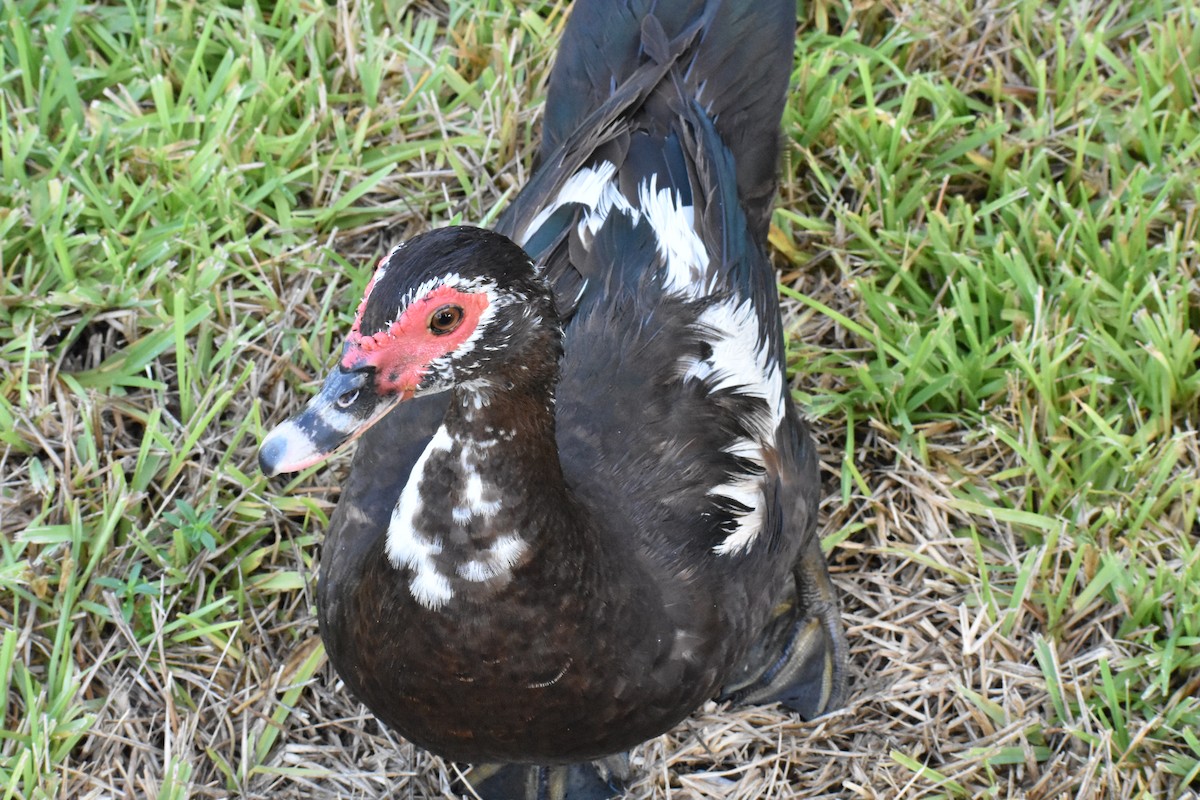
[1,0,1198,798]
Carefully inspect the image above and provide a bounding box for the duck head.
[259,226,547,476]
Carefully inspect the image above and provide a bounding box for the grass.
[1,0,1197,797]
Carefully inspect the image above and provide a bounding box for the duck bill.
[259,368,405,476]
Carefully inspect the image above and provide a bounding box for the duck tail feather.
[541,0,795,238]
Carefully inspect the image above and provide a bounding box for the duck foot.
[720,534,848,718]
[458,754,630,800]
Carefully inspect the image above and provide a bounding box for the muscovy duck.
[260,0,847,795]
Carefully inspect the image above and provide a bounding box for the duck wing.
[513,0,846,715]
[491,0,804,562]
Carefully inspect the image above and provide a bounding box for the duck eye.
[336,389,360,408]
[429,304,464,335]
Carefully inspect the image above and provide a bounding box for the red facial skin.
[341,282,491,395]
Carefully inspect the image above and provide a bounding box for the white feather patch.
[579,180,635,238]
[638,176,710,297]
[386,424,517,608]
[519,161,618,246]
[456,533,528,582]
[521,161,715,303]
[584,174,711,299]
[387,426,454,610]
[461,471,502,518]
[684,297,786,556]
[408,567,453,610]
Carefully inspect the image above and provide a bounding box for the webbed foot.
[721,533,848,718]
[458,754,630,800]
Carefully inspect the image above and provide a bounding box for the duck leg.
[719,534,848,718]
[460,754,630,800]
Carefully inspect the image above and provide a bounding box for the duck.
[259,0,847,797]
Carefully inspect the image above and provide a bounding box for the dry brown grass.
[43,263,1172,800]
